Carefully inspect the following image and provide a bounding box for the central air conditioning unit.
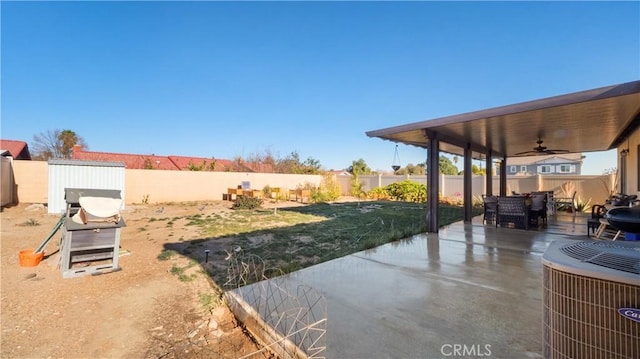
[542,240,640,359]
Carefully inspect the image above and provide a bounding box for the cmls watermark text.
[441,344,492,357]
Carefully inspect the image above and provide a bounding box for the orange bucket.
[19,249,44,267]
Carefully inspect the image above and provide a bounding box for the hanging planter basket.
[392,145,401,173]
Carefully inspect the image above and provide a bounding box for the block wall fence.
[8,160,617,207]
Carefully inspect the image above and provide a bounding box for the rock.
[211,307,227,317]
[25,203,45,212]
[187,330,198,338]
[211,329,224,338]
[208,319,219,330]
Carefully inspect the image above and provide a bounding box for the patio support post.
[500,157,507,196]
[463,144,472,222]
[620,148,628,193]
[425,130,440,233]
[485,151,493,196]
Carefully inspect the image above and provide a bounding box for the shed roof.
[48,159,125,167]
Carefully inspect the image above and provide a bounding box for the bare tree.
[233,148,323,174]
[31,129,88,160]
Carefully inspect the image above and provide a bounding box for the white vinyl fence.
[337,174,616,205]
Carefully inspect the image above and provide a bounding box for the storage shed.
[48,159,125,214]
[1,151,15,207]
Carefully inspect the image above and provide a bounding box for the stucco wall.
[125,169,322,204]
[12,160,48,204]
[621,127,640,196]
[12,162,323,205]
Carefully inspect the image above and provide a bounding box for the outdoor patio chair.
[594,217,623,240]
[482,195,498,226]
[498,196,529,230]
[531,191,554,213]
[587,204,607,237]
[529,194,547,226]
[554,191,576,215]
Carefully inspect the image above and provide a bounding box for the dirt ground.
[0,200,302,358]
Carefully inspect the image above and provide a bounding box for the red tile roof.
[242,161,275,173]
[72,146,251,172]
[72,147,179,170]
[0,139,31,160]
[168,156,236,172]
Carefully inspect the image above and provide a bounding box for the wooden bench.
[227,188,243,201]
[289,189,311,203]
[247,190,263,199]
[268,187,281,199]
[227,188,263,201]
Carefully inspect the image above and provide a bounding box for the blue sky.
[2,1,638,174]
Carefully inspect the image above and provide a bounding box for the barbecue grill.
[59,188,126,278]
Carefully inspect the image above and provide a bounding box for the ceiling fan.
[514,138,570,156]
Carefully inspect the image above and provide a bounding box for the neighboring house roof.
[242,161,275,173]
[72,145,252,172]
[0,139,31,160]
[506,153,583,166]
[168,156,237,172]
[73,146,180,170]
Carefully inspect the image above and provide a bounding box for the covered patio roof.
[367,80,640,233]
[366,81,640,158]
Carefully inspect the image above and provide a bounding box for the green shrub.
[350,176,365,198]
[311,174,341,203]
[21,218,41,227]
[575,196,592,213]
[384,180,426,203]
[199,291,225,312]
[157,249,177,261]
[232,196,263,210]
[365,181,426,203]
[472,195,484,209]
[311,189,328,203]
[367,187,390,200]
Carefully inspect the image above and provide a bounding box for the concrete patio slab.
[230,214,590,358]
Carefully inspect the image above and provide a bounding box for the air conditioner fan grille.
[560,241,640,274]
